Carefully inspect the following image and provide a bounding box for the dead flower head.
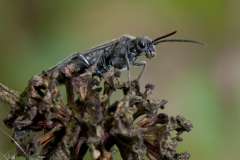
[3,64,193,160]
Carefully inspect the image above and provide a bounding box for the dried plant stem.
[0,83,20,105]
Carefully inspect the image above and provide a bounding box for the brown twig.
[0,83,20,105]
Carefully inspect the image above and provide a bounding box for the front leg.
[124,54,131,90]
[132,61,147,80]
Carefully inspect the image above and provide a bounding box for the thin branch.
[0,83,20,106]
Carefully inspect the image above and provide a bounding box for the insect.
[43,31,205,84]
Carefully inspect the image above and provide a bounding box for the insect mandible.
[42,31,205,85]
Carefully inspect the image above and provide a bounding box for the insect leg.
[125,54,131,89]
[46,52,90,74]
[132,61,147,80]
[77,52,90,67]
[92,54,105,76]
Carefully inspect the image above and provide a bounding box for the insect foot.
[1,64,193,160]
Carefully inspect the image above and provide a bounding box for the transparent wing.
[82,38,118,54]
[41,38,120,75]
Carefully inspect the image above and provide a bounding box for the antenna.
[152,31,177,43]
[153,39,206,46]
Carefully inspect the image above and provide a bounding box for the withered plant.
[0,63,193,160]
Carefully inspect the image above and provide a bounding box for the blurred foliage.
[0,1,239,160]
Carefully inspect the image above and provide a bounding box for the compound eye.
[138,39,145,48]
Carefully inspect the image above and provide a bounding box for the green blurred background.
[0,1,239,160]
